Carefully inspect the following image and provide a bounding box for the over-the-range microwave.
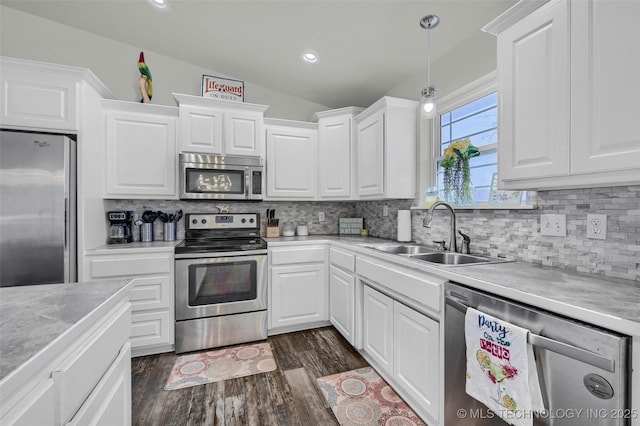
[179,153,263,200]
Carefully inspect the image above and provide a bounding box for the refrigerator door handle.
[445,294,616,372]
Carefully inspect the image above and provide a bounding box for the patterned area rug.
[164,342,276,390]
[317,367,426,425]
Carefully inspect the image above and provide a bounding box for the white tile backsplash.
[108,186,639,281]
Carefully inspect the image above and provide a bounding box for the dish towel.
[465,307,544,426]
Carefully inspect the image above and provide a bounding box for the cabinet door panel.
[225,111,263,157]
[130,310,173,349]
[329,265,355,344]
[570,0,640,174]
[0,60,77,131]
[394,303,439,422]
[356,111,385,196]
[498,0,570,182]
[266,126,318,198]
[105,111,177,197]
[270,264,327,328]
[318,115,351,198]
[180,106,223,154]
[362,285,393,376]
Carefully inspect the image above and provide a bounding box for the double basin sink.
[366,243,509,266]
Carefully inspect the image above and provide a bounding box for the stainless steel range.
[174,213,267,354]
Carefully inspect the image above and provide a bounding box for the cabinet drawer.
[129,275,172,312]
[52,303,131,423]
[130,310,173,349]
[330,247,355,272]
[357,257,442,314]
[89,254,171,278]
[270,246,326,265]
[68,343,131,426]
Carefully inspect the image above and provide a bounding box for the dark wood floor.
[132,326,369,425]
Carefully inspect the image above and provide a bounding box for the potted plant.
[441,138,480,205]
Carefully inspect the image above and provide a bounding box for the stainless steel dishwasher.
[445,281,630,425]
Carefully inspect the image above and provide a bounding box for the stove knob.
[192,219,197,224]
[201,219,207,224]
[241,218,246,223]
[250,218,255,223]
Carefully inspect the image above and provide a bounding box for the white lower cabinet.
[362,284,440,424]
[329,265,355,344]
[394,302,440,420]
[362,285,395,376]
[0,296,132,426]
[84,249,175,356]
[357,256,442,425]
[268,245,328,333]
[329,247,356,344]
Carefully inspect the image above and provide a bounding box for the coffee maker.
[107,211,133,244]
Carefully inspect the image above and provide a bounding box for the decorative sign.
[489,173,523,205]
[201,75,244,102]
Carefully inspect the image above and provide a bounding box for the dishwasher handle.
[446,295,616,373]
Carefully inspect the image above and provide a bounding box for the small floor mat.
[164,342,276,390]
[316,366,426,425]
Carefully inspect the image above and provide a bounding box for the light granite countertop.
[265,235,640,336]
[86,240,182,253]
[0,279,133,383]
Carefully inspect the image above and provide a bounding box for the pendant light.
[419,15,439,119]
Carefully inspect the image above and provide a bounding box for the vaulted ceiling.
[1,0,516,108]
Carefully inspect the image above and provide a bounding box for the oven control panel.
[187,213,259,230]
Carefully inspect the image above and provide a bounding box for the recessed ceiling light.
[147,0,169,10]
[302,52,318,64]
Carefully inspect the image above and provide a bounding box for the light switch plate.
[540,214,567,236]
[586,214,607,240]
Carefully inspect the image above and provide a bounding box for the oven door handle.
[175,249,267,259]
[445,294,617,373]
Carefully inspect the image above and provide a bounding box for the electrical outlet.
[586,214,607,240]
[383,205,389,217]
[540,214,567,236]
[318,211,325,222]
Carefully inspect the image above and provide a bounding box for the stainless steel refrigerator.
[0,129,76,286]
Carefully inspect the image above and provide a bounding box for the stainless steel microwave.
[179,153,263,200]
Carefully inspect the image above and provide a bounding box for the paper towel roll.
[397,210,412,242]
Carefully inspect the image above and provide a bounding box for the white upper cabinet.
[103,100,178,199]
[0,57,112,132]
[265,119,318,199]
[315,107,363,200]
[173,94,268,157]
[485,0,640,189]
[354,97,418,199]
[495,0,570,182]
[569,0,640,176]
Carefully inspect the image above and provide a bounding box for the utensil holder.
[141,223,154,242]
[266,226,280,238]
[163,222,176,241]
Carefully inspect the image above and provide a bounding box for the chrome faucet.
[423,201,458,253]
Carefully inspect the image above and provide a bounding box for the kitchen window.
[433,74,498,205]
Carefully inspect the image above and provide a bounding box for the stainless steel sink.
[366,244,509,266]
[409,252,491,265]
[366,244,437,255]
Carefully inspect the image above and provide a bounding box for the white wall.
[0,6,328,121]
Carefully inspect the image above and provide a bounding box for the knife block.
[266,225,280,238]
